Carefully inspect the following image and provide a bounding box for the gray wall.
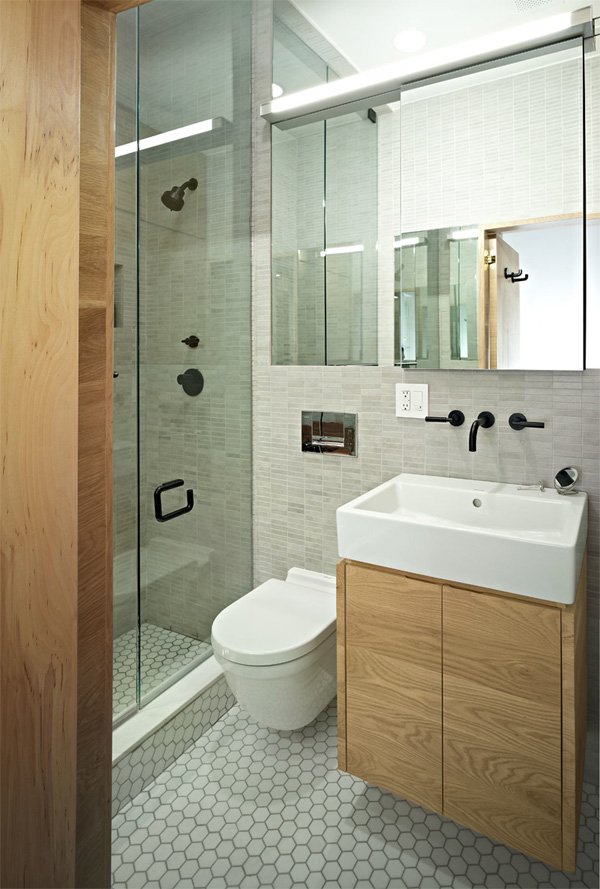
[251,4,600,725]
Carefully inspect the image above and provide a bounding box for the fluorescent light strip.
[395,237,426,248]
[263,9,587,121]
[319,244,364,257]
[115,118,215,158]
[448,228,480,241]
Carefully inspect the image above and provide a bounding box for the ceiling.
[292,0,599,73]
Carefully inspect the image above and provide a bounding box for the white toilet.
[211,568,336,731]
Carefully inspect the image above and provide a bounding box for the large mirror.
[269,1,598,370]
[396,44,585,370]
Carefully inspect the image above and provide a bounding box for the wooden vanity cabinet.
[340,562,443,814]
[337,559,587,873]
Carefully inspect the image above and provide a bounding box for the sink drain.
[472,498,482,508]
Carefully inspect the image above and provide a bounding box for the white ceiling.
[292,0,599,72]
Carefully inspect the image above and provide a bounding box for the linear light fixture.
[448,228,480,241]
[395,236,427,248]
[319,244,364,257]
[115,118,217,157]
[261,7,592,128]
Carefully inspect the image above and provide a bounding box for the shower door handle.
[154,479,194,523]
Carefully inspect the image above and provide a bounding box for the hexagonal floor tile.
[113,701,599,888]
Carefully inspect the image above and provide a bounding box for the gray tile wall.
[251,4,600,718]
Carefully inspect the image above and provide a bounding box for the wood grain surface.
[0,1,80,884]
[77,4,116,886]
[88,0,152,13]
[442,585,563,868]
[336,560,347,770]
[343,564,443,813]
[561,558,588,872]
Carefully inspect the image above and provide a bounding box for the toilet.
[211,568,336,731]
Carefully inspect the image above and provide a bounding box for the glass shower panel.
[136,0,253,704]
[113,8,138,723]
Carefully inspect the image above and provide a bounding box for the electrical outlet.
[396,383,428,419]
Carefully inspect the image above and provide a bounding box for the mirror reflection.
[272,112,378,366]
[395,227,480,368]
[270,1,597,370]
[396,44,585,370]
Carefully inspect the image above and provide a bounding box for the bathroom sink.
[336,473,587,604]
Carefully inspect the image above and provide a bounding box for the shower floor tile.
[112,701,599,888]
[113,623,211,719]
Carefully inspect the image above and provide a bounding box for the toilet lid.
[211,579,336,667]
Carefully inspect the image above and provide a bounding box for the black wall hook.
[504,267,529,283]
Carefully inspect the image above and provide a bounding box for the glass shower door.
[112,0,252,720]
[136,0,253,705]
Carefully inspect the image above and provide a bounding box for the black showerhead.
[161,177,198,211]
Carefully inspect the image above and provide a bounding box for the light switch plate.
[395,383,429,419]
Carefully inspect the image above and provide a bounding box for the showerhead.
[161,177,198,211]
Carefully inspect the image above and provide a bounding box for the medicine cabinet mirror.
[269,1,598,370]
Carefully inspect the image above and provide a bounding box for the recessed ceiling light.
[272,83,284,98]
[393,28,427,53]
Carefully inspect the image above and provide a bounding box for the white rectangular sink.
[337,473,587,604]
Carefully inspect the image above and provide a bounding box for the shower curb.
[112,666,235,816]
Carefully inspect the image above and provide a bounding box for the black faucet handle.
[509,412,545,431]
[425,410,465,427]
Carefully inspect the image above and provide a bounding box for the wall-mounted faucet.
[508,412,545,431]
[469,411,495,452]
[425,410,465,427]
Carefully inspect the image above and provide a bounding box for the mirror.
[271,112,379,366]
[270,1,597,370]
[395,226,481,368]
[396,44,585,370]
[554,466,579,494]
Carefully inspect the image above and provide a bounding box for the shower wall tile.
[251,11,600,719]
[112,675,234,817]
[113,2,254,658]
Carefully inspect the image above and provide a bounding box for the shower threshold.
[113,622,211,723]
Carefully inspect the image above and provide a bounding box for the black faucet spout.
[469,419,480,452]
[469,411,495,452]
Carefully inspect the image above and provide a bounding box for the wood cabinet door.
[442,586,563,869]
[344,564,442,813]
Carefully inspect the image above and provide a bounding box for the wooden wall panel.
[0,1,81,886]
[77,4,116,887]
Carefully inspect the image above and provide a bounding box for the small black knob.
[477,411,495,429]
[448,410,465,427]
[182,335,200,348]
[177,368,204,396]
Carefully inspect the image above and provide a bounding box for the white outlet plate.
[395,383,429,419]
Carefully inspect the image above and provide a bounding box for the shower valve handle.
[154,479,194,523]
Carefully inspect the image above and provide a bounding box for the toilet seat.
[211,578,335,667]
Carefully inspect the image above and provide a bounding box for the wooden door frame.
[78,3,151,887]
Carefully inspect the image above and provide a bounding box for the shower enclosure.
[113,0,252,724]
